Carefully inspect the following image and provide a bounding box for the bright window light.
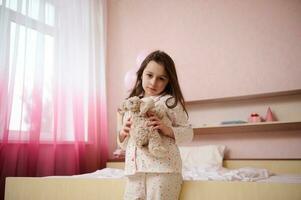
[45,2,55,26]
[6,0,18,11]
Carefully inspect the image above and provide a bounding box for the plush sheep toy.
[120,96,167,158]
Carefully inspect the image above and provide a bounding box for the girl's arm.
[119,117,132,142]
[116,112,131,150]
[147,113,175,139]
[166,103,193,144]
[148,103,193,143]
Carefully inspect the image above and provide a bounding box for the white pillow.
[179,145,226,170]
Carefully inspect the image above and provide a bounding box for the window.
[1,0,55,141]
[1,0,94,142]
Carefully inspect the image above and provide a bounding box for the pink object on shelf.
[248,113,262,123]
[265,107,276,122]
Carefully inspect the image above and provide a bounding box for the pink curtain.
[0,0,108,199]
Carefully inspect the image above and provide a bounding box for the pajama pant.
[124,172,182,200]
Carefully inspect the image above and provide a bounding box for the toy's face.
[125,97,141,112]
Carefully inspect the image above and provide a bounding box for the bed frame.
[5,160,301,200]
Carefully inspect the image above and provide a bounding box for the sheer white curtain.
[0,0,108,198]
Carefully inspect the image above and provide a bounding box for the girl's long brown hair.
[128,50,188,116]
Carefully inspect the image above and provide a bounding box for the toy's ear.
[140,98,155,115]
[155,105,165,119]
[117,107,123,115]
[118,100,128,115]
[140,101,149,115]
[157,110,164,119]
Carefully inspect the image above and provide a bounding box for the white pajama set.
[117,94,194,200]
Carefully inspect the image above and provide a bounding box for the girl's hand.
[119,117,132,141]
[147,112,175,139]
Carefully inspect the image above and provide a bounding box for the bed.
[5,145,301,200]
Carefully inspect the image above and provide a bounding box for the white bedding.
[257,174,301,184]
[182,166,271,182]
[45,167,301,183]
[45,168,125,179]
[72,168,125,179]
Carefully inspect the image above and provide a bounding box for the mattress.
[5,167,301,200]
[43,167,301,184]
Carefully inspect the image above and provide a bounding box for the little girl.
[117,50,193,200]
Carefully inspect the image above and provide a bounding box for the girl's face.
[142,61,169,97]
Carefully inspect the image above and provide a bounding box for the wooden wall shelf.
[186,89,301,105]
[193,121,301,134]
